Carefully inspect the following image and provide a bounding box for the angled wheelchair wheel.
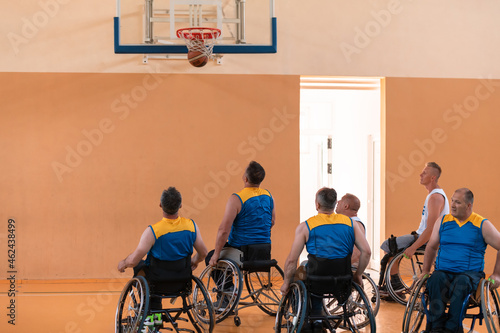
[341,282,376,332]
[198,259,242,323]
[188,276,215,333]
[115,276,150,333]
[481,279,500,333]
[275,280,307,333]
[402,275,429,333]
[386,250,426,305]
[361,273,380,317]
[245,264,284,316]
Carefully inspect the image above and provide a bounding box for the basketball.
[188,51,208,67]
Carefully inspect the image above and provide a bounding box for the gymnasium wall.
[0,72,300,280]
[385,77,500,273]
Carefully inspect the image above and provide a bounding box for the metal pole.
[145,0,154,43]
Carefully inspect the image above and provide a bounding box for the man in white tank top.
[380,162,449,294]
[381,162,449,256]
[402,162,450,258]
[380,162,450,257]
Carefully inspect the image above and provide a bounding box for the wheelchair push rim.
[275,280,307,333]
[198,258,243,323]
[115,276,150,333]
[482,278,500,333]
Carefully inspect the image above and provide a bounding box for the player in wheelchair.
[201,161,283,325]
[378,162,449,305]
[115,187,214,333]
[403,188,500,333]
[278,187,375,333]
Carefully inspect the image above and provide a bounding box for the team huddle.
[117,161,500,333]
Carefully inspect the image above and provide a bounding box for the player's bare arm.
[191,223,208,271]
[404,193,444,258]
[118,227,155,272]
[482,220,500,288]
[280,223,308,295]
[209,194,241,266]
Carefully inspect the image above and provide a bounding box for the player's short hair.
[455,188,474,205]
[161,187,182,215]
[245,161,266,185]
[426,162,442,179]
[343,193,360,212]
[317,187,337,211]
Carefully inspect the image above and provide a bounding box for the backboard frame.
[113,0,277,54]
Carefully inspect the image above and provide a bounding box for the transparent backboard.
[114,0,276,54]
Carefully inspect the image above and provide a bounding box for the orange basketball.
[188,51,208,67]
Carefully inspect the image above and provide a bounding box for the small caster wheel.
[234,316,241,326]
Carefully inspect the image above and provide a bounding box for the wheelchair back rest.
[241,243,277,272]
[148,256,192,295]
[307,274,353,303]
[306,254,352,302]
[388,234,399,256]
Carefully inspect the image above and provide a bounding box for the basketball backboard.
[114,0,276,54]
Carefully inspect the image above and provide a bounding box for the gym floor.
[0,273,490,333]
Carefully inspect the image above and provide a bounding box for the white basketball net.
[177,28,221,58]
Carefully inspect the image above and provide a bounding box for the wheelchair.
[379,243,429,305]
[402,274,500,333]
[275,255,376,333]
[199,243,284,326]
[115,257,215,333]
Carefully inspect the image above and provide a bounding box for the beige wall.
[385,77,500,273]
[0,72,300,280]
[1,1,500,78]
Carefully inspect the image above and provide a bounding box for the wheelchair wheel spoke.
[246,265,284,316]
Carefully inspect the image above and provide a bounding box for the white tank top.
[416,188,449,235]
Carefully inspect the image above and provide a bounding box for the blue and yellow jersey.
[227,187,274,247]
[147,217,197,262]
[436,213,487,273]
[305,213,355,260]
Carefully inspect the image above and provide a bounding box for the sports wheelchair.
[115,257,215,333]
[199,243,284,326]
[275,255,376,333]
[379,237,429,305]
[402,274,500,333]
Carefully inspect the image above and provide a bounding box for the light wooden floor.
[0,278,490,333]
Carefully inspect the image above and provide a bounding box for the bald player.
[336,193,365,265]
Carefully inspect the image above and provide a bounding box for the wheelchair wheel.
[481,279,500,333]
[362,273,380,317]
[188,276,215,333]
[341,282,376,332]
[245,264,284,316]
[402,275,429,333]
[198,259,242,323]
[115,276,150,333]
[323,272,380,318]
[386,250,426,305]
[275,280,307,333]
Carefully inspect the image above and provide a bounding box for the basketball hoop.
[176,27,221,59]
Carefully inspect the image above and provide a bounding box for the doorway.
[299,76,383,268]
